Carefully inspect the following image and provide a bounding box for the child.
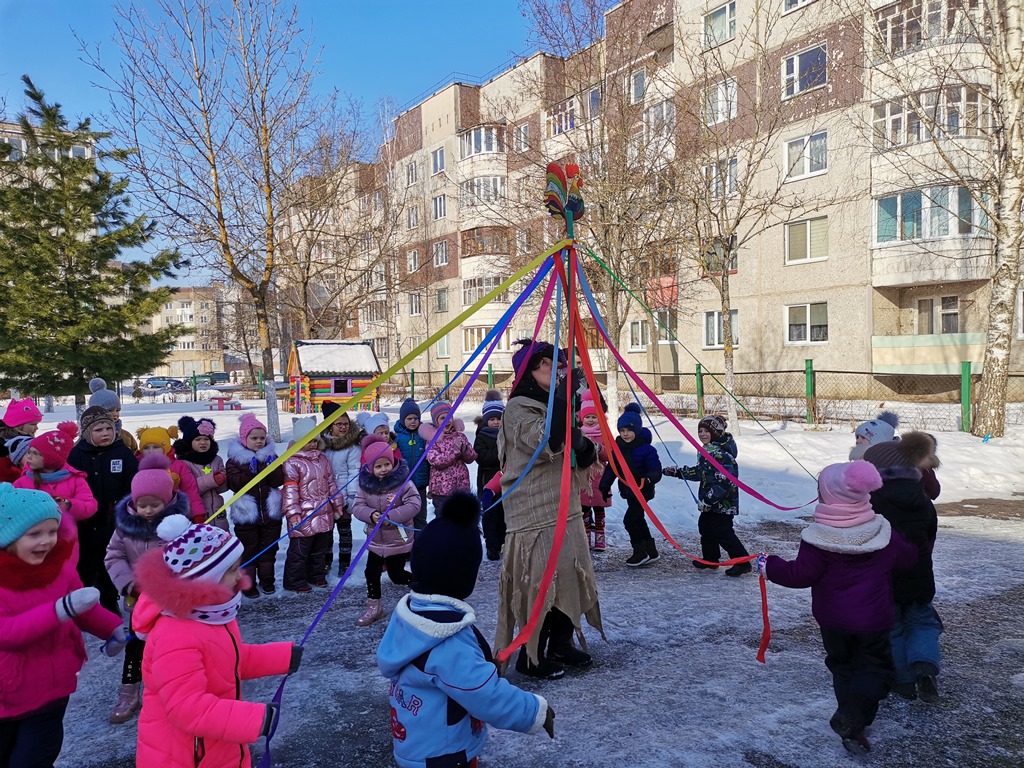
[13,422,97,557]
[663,414,751,575]
[599,403,662,567]
[421,401,477,517]
[321,400,359,576]
[474,390,506,560]
[759,461,917,754]
[863,432,943,703]
[136,425,207,522]
[131,514,301,768]
[67,406,139,615]
[225,413,284,598]
[394,398,430,534]
[172,416,229,530]
[359,411,403,464]
[2,435,31,477]
[104,453,190,724]
[377,492,554,768]
[0,398,43,483]
[282,417,345,593]
[351,435,419,626]
[849,410,900,461]
[578,390,610,552]
[87,377,139,453]
[0,484,126,767]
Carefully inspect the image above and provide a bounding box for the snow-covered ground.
[23,398,1022,767]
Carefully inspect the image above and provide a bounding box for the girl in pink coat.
[172,416,229,525]
[350,435,419,627]
[282,418,345,593]
[0,484,125,768]
[420,401,477,517]
[577,392,610,552]
[136,425,207,522]
[132,515,300,768]
[13,422,98,555]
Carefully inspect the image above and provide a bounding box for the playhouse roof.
[291,340,381,377]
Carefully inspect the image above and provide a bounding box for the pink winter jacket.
[421,424,478,497]
[133,549,293,768]
[579,424,611,508]
[14,465,98,549]
[167,456,207,521]
[282,447,345,537]
[351,462,421,556]
[0,534,122,719]
[181,455,229,517]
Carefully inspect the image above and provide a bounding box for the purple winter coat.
[765,516,917,633]
[351,461,421,556]
[283,446,345,537]
[421,423,477,496]
[579,423,610,508]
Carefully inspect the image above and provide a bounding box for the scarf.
[509,375,550,406]
[166,590,242,626]
[38,469,71,483]
[175,440,220,466]
[0,537,74,591]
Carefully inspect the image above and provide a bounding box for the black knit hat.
[698,415,727,439]
[321,400,341,419]
[410,492,483,600]
[178,415,216,445]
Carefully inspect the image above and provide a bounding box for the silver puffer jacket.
[282,447,344,537]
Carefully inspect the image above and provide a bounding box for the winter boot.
[893,681,917,700]
[842,732,872,754]
[355,598,383,627]
[515,649,565,680]
[593,530,606,551]
[725,561,753,577]
[624,540,651,567]
[692,559,717,570]
[242,585,260,599]
[644,537,660,564]
[545,610,592,668]
[914,662,940,702]
[336,554,351,577]
[587,528,595,550]
[110,683,141,724]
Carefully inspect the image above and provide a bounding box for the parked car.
[192,372,231,386]
[145,376,178,388]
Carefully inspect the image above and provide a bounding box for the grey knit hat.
[87,378,121,411]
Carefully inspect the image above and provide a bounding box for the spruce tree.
[0,77,185,405]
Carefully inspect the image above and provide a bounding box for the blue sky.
[0,1,535,125]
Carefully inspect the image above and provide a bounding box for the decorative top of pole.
[544,162,585,228]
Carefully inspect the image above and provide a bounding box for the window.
[406,162,418,186]
[786,302,828,343]
[407,206,419,230]
[516,229,530,255]
[436,287,449,313]
[346,312,355,329]
[463,326,512,352]
[431,147,445,175]
[461,227,509,256]
[436,334,450,358]
[643,99,676,141]
[704,2,736,48]
[432,240,449,267]
[872,86,990,150]
[513,123,529,152]
[0,136,25,161]
[546,97,577,137]
[703,157,737,199]
[704,310,739,348]
[703,79,737,126]
[432,195,446,220]
[785,131,828,180]
[462,276,509,305]
[460,176,506,207]
[199,302,210,310]
[200,316,209,324]
[627,70,646,104]
[917,296,960,334]
[784,0,818,10]
[409,293,422,316]
[460,126,504,158]
[407,249,419,273]
[785,217,829,263]
[629,320,650,351]
[876,185,982,243]
[874,0,987,57]
[587,86,602,118]
[654,308,678,342]
[164,302,174,310]
[783,45,827,98]
[363,301,387,323]
[371,337,389,360]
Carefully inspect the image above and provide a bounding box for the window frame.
[406,205,419,230]
[703,156,738,200]
[431,147,445,176]
[436,334,450,358]
[406,249,419,273]
[783,0,819,12]
[917,295,960,334]
[785,130,829,181]
[627,69,646,105]
[782,44,828,99]
[432,240,449,268]
[513,123,530,153]
[408,292,422,317]
[785,216,829,264]
[703,309,739,349]
[405,161,418,186]
[875,185,985,244]
[628,319,650,351]
[785,302,829,344]
[703,78,738,126]
[704,2,737,49]
[432,194,447,220]
[460,126,505,159]
[435,287,449,313]
[546,97,578,137]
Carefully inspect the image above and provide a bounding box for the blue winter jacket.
[377,593,547,768]
[677,433,740,516]
[395,422,430,489]
[599,427,662,501]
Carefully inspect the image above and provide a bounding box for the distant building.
[148,287,226,378]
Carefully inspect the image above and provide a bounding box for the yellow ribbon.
[204,242,568,525]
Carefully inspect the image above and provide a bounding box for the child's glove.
[102,626,129,657]
[755,553,768,577]
[192,514,206,524]
[479,488,495,509]
[663,466,679,477]
[543,704,555,739]
[288,645,304,675]
[55,587,100,622]
[260,702,280,737]
[213,471,227,485]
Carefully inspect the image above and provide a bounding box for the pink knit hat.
[4,398,42,429]
[157,514,243,582]
[131,453,175,504]
[813,461,883,528]
[361,434,394,469]
[238,413,267,442]
[578,390,597,420]
[28,422,78,470]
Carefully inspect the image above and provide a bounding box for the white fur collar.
[801,515,892,554]
[226,439,277,463]
[396,592,475,639]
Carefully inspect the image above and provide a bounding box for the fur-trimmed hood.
[114,491,191,542]
[133,548,235,632]
[225,439,278,466]
[376,592,475,678]
[357,459,411,494]
[321,426,361,452]
[801,515,892,554]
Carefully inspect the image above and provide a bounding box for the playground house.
[286,340,381,414]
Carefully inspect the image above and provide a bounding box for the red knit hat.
[28,422,78,470]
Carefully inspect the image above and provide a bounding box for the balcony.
[871,332,984,374]
[871,237,991,287]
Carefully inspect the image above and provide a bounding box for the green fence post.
[695,363,705,418]
[487,363,493,388]
[444,365,450,386]
[191,370,197,402]
[410,369,415,400]
[805,359,815,424]
[960,360,972,432]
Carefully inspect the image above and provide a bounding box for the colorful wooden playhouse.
[286,340,381,414]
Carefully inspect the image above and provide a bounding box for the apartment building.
[334,0,1010,383]
[148,287,226,378]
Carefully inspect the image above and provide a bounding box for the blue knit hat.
[399,399,421,423]
[87,378,121,411]
[481,389,504,420]
[4,435,32,466]
[617,410,642,433]
[0,483,61,548]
